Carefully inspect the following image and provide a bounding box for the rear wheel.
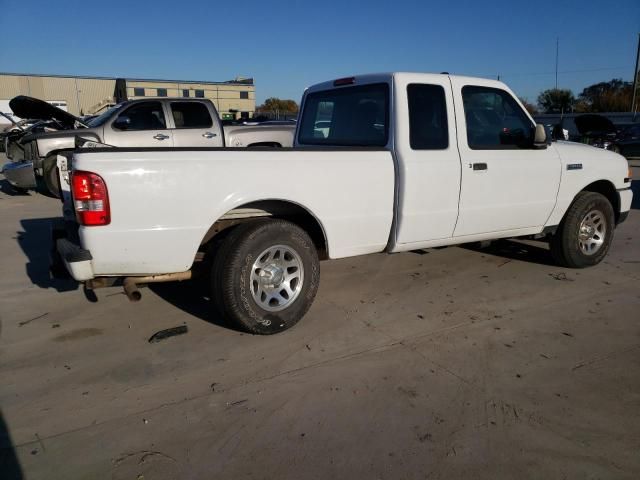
[211,219,320,334]
[42,156,61,198]
[550,192,614,268]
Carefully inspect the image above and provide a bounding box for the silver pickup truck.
[2,95,295,196]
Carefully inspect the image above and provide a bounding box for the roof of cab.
[305,72,507,94]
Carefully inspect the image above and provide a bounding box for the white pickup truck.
[53,72,633,334]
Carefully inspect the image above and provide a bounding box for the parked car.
[613,123,640,160]
[1,118,61,158]
[52,72,632,335]
[2,96,295,196]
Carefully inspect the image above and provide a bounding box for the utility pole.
[555,37,559,90]
[631,33,640,116]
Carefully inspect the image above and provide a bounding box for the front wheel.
[211,219,320,334]
[550,192,615,268]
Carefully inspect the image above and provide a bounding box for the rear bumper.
[1,161,36,189]
[57,238,94,281]
[51,220,95,281]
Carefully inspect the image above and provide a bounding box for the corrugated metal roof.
[0,72,253,86]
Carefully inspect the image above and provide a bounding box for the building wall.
[126,80,255,118]
[0,74,115,116]
[0,74,255,119]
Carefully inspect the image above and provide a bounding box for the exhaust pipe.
[122,271,192,302]
[123,277,142,302]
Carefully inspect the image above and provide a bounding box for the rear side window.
[462,86,533,149]
[298,83,389,146]
[114,102,166,130]
[408,84,448,150]
[170,102,213,128]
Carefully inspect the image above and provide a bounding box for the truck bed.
[69,147,395,276]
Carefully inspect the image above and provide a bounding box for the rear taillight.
[72,170,110,226]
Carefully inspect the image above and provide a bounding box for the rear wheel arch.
[199,199,329,260]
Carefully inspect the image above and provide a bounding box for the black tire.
[211,219,320,334]
[43,157,61,198]
[550,192,615,268]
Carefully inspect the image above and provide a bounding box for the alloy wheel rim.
[578,209,606,256]
[250,245,304,311]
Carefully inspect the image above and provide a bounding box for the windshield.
[86,103,126,128]
[298,83,389,146]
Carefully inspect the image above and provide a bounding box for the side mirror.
[533,124,548,149]
[112,115,131,130]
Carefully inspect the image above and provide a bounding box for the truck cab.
[296,73,631,250]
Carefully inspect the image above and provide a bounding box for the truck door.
[450,79,560,237]
[103,101,173,147]
[168,101,223,147]
[393,75,462,245]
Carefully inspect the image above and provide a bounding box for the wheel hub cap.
[259,264,285,288]
[250,245,304,311]
[578,209,606,256]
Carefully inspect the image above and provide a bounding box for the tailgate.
[56,152,75,221]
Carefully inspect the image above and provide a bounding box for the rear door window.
[298,83,389,146]
[407,84,448,150]
[170,102,213,129]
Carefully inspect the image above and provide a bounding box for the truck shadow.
[0,410,24,480]
[0,179,30,196]
[631,178,639,209]
[18,218,78,292]
[150,281,243,332]
[463,238,557,266]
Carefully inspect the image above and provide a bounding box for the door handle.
[471,163,488,171]
[153,133,170,140]
[202,132,217,139]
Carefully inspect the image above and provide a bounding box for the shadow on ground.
[0,411,23,480]
[631,179,639,210]
[150,281,241,332]
[18,218,78,292]
[463,238,557,266]
[0,179,30,197]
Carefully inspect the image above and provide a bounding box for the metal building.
[0,72,255,120]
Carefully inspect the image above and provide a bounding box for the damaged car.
[2,96,90,193]
[1,95,295,197]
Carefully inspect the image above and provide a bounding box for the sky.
[0,0,638,105]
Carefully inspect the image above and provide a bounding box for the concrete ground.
[1,161,639,480]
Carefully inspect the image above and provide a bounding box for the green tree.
[537,89,575,113]
[256,98,299,115]
[577,79,632,112]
